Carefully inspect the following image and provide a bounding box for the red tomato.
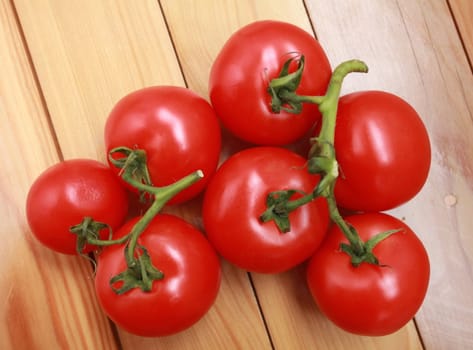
[209,20,332,146]
[202,147,329,273]
[330,90,431,212]
[95,214,221,337]
[105,86,221,204]
[26,159,129,254]
[306,213,430,336]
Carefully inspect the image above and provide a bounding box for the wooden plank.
[161,0,423,348]
[306,0,473,349]
[13,0,271,348]
[5,0,472,348]
[0,0,118,348]
[14,0,185,161]
[449,0,473,63]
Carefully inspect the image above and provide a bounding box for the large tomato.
[202,147,329,273]
[209,20,332,146]
[105,86,221,204]
[330,90,431,212]
[95,214,221,337]
[25,159,129,254]
[306,212,430,336]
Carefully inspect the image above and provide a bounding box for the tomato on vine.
[105,86,221,204]
[95,214,221,337]
[306,213,430,336]
[202,146,329,274]
[25,159,129,254]
[209,20,332,145]
[328,90,431,212]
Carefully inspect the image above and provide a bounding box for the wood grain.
[0,0,117,348]
[2,0,472,348]
[12,0,272,348]
[306,0,473,349]
[13,0,184,161]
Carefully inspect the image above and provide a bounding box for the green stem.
[106,168,204,294]
[123,170,204,266]
[309,60,370,253]
[263,59,368,239]
[317,59,368,148]
[322,184,365,256]
[265,57,403,266]
[86,234,130,247]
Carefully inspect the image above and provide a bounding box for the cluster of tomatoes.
[26,20,431,338]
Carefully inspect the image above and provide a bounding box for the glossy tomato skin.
[202,147,330,273]
[209,20,332,146]
[95,214,221,337]
[105,86,221,204]
[26,159,129,254]
[332,91,431,212]
[306,213,430,336]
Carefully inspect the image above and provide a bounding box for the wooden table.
[1,1,472,349]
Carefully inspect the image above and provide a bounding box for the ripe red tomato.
[95,214,221,337]
[209,20,332,146]
[105,86,221,204]
[329,90,431,212]
[26,159,129,254]
[202,147,329,273]
[306,212,430,336]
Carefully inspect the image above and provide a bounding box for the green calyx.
[110,244,164,295]
[108,146,153,202]
[340,229,403,267]
[259,190,314,233]
[268,54,306,114]
[70,217,131,256]
[262,55,401,267]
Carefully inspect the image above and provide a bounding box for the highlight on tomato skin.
[209,20,332,146]
[25,159,129,255]
[94,214,222,337]
[306,212,430,336]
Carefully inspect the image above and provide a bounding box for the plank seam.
[446,0,473,73]
[8,0,64,161]
[157,0,189,88]
[302,0,320,40]
[248,273,276,350]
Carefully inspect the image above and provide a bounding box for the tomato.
[95,214,221,337]
[329,90,431,212]
[105,86,221,204]
[306,212,430,336]
[209,20,332,146]
[202,147,329,273]
[26,159,129,254]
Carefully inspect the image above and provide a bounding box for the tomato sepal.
[69,216,130,255]
[109,243,164,295]
[259,189,314,233]
[108,146,153,202]
[267,54,306,114]
[340,228,402,267]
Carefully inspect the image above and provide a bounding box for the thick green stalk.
[122,170,203,266]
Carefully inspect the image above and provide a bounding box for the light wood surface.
[1,0,472,349]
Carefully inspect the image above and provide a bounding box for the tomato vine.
[263,57,401,266]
